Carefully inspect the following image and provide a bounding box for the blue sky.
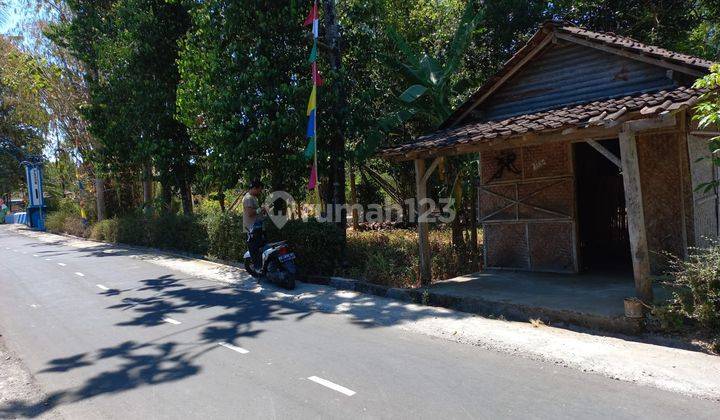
[2,0,30,36]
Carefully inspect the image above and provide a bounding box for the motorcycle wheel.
[267,259,296,290]
[243,257,262,278]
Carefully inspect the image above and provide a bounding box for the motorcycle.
[243,220,297,290]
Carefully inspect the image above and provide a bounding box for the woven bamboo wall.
[637,131,689,274]
[480,141,577,272]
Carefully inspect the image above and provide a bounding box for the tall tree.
[0,36,49,198]
[47,0,195,215]
[177,0,310,201]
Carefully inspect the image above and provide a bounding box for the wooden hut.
[381,21,718,303]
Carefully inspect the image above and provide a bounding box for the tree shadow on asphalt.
[0,257,467,418]
[0,340,202,418]
[0,273,315,417]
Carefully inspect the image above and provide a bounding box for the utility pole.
[322,0,347,242]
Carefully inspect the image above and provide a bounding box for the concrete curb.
[303,275,642,335]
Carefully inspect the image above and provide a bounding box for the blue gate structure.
[23,161,46,230]
[1,139,46,231]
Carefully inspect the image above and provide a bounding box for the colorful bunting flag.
[308,164,318,190]
[303,3,317,26]
[307,86,316,115]
[308,40,318,63]
[304,137,316,160]
[306,109,316,138]
[304,1,320,191]
[312,63,324,86]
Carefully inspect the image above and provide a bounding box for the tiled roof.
[558,25,713,70]
[441,20,713,130]
[380,86,703,159]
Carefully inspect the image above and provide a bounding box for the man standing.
[243,180,265,232]
[0,198,8,224]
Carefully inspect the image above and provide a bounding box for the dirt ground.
[0,333,63,419]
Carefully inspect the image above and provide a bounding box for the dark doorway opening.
[574,140,632,271]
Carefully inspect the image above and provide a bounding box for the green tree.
[176,0,310,200]
[0,37,50,198]
[47,0,195,215]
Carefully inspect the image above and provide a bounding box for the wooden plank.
[587,139,621,168]
[448,33,556,128]
[421,157,441,186]
[619,129,653,304]
[556,33,705,77]
[414,158,431,286]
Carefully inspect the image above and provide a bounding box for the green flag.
[304,137,316,160]
[308,40,318,63]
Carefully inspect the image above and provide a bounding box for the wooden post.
[142,161,153,214]
[415,158,431,286]
[349,164,360,229]
[94,178,106,221]
[619,130,653,304]
[470,177,479,270]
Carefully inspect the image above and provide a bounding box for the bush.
[344,228,482,288]
[63,215,90,238]
[203,211,247,261]
[45,211,68,234]
[46,206,482,290]
[46,211,89,238]
[90,219,119,242]
[86,212,208,254]
[150,214,208,255]
[266,219,344,277]
[656,246,720,337]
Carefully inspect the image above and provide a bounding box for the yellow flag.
[307,86,316,116]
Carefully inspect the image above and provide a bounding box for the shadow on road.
[0,265,355,417]
[0,339,201,418]
[0,251,468,418]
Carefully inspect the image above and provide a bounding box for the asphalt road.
[0,227,718,419]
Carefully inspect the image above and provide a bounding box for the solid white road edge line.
[307,376,356,396]
[163,317,182,325]
[75,272,85,277]
[218,342,250,354]
[57,263,66,267]
[96,284,110,291]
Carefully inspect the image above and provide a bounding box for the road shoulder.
[0,333,64,419]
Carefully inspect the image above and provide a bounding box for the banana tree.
[356,0,483,160]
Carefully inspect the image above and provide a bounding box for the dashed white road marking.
[44,258,52,261]
[307,376,356,396]
[75,272,85,277]
[32,254,39,257]
[163,317,182,325]
[57,263,66,267]
[96,284,110,291]
[28,304,40,308]
[218,342,250,354]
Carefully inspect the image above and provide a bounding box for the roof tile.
[380,86,704,158]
